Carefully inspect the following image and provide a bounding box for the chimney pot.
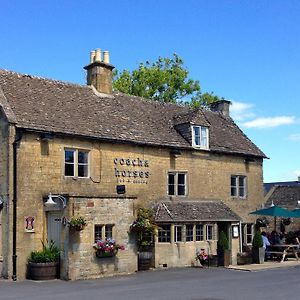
[90,51,96,63]
[103,51,110,64]
[94,49,101,62]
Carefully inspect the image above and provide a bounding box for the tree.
[113,54,220,105]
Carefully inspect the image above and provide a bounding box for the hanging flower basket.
[69,216,87,231]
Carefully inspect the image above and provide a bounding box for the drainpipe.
[12,132,22,281]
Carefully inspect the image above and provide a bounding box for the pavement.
[228,257,300,271]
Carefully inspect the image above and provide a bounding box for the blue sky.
[1,0,299,182]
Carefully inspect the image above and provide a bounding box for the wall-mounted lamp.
[170,149,181,158]
[44,193,67,209]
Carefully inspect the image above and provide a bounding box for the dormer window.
[192,126,209,149]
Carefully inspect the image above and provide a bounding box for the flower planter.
[96,250,118,258]
[28,262,59,280]
[138,251,153,271]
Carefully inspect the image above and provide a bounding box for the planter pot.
[28,262,59,280]
[217,249,231,267]
[138,251,153,271]
[96,250,118,258]
[252,247,265,264]
[71,224,85,231]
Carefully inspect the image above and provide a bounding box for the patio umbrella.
[249,205,294,229]
[291,209,300,218]
[249,205,293,218]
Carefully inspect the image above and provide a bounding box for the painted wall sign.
[25,216,35,232]
[114,157,150,184]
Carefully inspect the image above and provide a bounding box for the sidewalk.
[228,258,300,271]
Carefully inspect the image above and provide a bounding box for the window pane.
[94,225,103,242]
[231,176,237,186]
[196,224,204,241]
[65,164,74,176]
[65,150,74,163]
[193,126,200,145]
[177,173,185,185]
[200,127,208,147]
[186,225,194,241]
[177,185,185,196]
[105,225,113,239]
[206,225,213,240]
[175,226,182,242]
[78,164,88,177]
[231,187,237,197]
[168,173,175,184]
[78,151,88,163]
[168,173,175,195]
[158,225,171,243]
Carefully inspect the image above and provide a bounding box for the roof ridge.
[0,68,87,89]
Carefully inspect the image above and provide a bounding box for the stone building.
[0,49,266,280]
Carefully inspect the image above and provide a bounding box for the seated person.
[270,231,281,245]
[261,231,271,260]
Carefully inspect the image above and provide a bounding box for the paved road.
[1,266,300,300]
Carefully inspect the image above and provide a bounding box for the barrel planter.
[138,251,153,271]
[29,262,59,280]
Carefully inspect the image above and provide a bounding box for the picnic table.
[267,244,299,262]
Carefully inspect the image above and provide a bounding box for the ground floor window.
[158,225,171,243]
[157,223,217,243]
[196,224,204,241]
[242,223,254,245]
[174,225,183,242]
[94,224,114,242]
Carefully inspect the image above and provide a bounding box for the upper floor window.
[231,175,247,198]
[192,126,209,149]
[64,149,89,178]
[168,172,187,196]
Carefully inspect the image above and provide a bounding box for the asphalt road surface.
[1,266,300,300]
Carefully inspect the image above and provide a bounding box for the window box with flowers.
[93,238,125,258]
[69,216,87,231]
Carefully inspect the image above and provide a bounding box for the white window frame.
[158,224,171,243]
[64,148,89,178]
[206,224,214,241]
[94,224,115,242]
[192,125,209,149]
[243,223,254,245]
[168,172,187,196]
[186,224,194,242]
[174,225,183,242]
[231,175,247,198]
[196,224,204,241]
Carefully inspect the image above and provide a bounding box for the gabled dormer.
[173,108,210,150]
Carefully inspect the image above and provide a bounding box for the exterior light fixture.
[44,193,67,209]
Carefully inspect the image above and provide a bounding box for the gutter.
[12,131,22,281]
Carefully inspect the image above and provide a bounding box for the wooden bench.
[267,245,299,262]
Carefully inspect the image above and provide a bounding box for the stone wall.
[1,130,264,279]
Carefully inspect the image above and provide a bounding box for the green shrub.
[217,231,229,250]
[29,240,60,263]
[252,231,263,249]
[69,216,87,227]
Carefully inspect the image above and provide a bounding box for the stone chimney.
[210,99,231,117]
[84,49,114,94]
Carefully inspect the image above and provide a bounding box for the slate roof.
[265,186,300,210]
[0,69,266,157]
[264,181,300,195]
[154,201,241,222]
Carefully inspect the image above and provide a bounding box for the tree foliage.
[113,54,221,106]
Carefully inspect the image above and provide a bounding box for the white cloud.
[242,116,296,129]
[288,133,300,142]
[230,101,255,121]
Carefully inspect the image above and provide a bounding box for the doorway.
[47,212,62,249]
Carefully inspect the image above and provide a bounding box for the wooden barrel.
[138,251,152,271]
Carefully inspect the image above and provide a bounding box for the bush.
[217,231,229,250]
[252,231,263,249]
[29,240,60,263]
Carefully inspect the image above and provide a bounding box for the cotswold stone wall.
[3,131,264,279]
